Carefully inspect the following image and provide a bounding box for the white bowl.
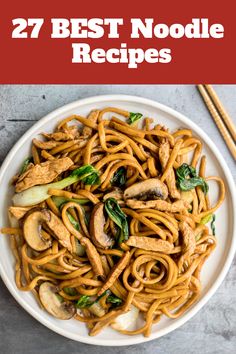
[0,95,235,346]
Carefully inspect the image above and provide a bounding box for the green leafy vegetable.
[211,214,216,236]
[13,164,100,207]
[200,214,213,225]
[67,212,80,231]
[76,295,93,308]
[104,198,129,244]
[107,295,123,307]
[63,287,78,296]
[198,213,216,238]
[176,163,209,195]
[111,167,126,187]
[128,112,143,125]
[83,209,90,227]
[52,196,89,208]
[76,292,108,308]
[20,157,33,175]
[71,165,100,185]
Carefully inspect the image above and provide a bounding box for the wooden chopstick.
[197,84,236,160]
[204,85,236,141]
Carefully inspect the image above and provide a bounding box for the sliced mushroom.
[90,203,114,249]
[124,178,168,201]
[126,236,174,253]
[23,209,52,251]
[39,282,76,320]
[23,208,72,252]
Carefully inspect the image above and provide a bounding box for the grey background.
[0,85,235,354]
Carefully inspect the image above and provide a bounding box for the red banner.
[0,0,235,83]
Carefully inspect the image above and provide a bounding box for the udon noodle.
[1,107,225,337]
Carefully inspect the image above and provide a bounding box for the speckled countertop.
[0,85,235,354]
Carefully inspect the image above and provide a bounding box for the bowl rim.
[0,94,235,346]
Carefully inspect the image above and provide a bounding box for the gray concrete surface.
[0,85,235,354]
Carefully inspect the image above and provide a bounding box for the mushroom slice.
[126,236,174,253]
[46,211,72,252]
[90,203,114,249]
[23,208,72,252]
[39,282,76,320]
[23,209,52,251]
[124,178,168,201]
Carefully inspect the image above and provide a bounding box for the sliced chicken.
[124,178,168,201]
[80,237,105,278]
[126,236,173,253]
[178,221,196,269]
[42,131,77,141]
[33,139,60,150]
[15,157,73,192]
[9,206,33,220]
[46,210,72,252]
[126,199,190,212]
[97,252,130,295]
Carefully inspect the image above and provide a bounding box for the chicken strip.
[33,138,60,150]
[178,221,196,269]
[97,252,130,295]
[126,199,190,212]
[15,157,73,192]
[126,236,174,253]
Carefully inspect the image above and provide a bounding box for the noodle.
[0,106,225,337]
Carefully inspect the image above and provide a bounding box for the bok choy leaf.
[104,198,129,244]
[176,163,209,195]
[13,164,100,206]
[128,112,143,125]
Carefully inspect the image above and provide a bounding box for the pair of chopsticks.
[197,84,236,160]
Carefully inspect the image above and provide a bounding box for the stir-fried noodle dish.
[1,107,225,337]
